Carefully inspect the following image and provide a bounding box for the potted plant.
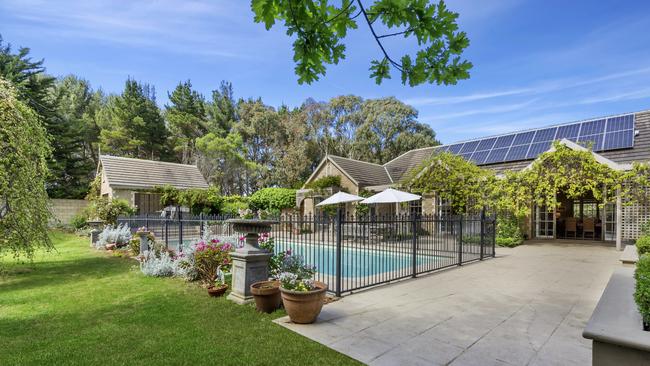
[193,239,233,297]
[207,269,229,297]
[250,235,285,313]
[278,254,327,324]
[634,254,650,330]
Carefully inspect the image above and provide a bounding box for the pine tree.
[99,78,168,159]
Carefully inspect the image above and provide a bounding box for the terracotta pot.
[280,281,328,324]
[207,284,228,297]
[251,280,282,313]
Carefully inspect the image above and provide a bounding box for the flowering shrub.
[96,223,131,249]
[258,233,289,278]
[192,239,234,284]
[278,253,317,292]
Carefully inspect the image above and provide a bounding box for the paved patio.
[275,240,621,365]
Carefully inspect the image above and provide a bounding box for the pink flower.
[211,239,219,243]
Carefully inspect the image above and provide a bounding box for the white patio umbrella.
[360,188,421,215]
[316,191,364,206]
[360,188,421,204]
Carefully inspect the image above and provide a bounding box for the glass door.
[535,205,555,239]
[604,203,616,241]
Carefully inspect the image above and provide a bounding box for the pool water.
[274,242,437,277]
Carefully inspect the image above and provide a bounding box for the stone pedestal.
[90,229,100,247]
[227,251,272,304]
[137,232,151,254]
[225,218,277,305]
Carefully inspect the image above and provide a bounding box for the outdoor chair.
[583,218,595,239]
[565,217,577,238]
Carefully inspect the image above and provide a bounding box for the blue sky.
[1,0,650,143]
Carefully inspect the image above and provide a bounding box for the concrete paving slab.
[275,240,620,365]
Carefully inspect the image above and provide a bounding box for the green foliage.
[221,195,250,216]
[70,214,88,230]
[637,235,650,256]
[490,142,627,220]
[193,241,233,284]
[635,254,650,322]
[87,198,136,225]
[0,38,97,199]
[0,78,52,257]
[405,151,492,214]
[165,80,208,164]
[496,217,524,248]
[154,185,223,215]
[249,187,296,212]
[351,97,439,164]
[99,78,168,159]
[305,175,341,189]
[250,0,472,87]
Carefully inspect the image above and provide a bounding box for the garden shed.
[97,155,209,214]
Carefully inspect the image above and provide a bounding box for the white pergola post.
[616,188,623,251]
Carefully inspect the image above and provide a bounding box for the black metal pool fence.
[117,212,496,296]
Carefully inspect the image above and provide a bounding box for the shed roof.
[99,155,209,190]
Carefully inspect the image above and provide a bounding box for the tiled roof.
[99,155,209,190]
[328,155,393,187]
[327,109,650,186]
[384,147,439,183]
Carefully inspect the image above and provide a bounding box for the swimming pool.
[274,241,438,277]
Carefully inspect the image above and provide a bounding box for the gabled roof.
[99,155,209,190]
[384,146,438,183]
[328,155,393,187]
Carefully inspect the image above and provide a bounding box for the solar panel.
[513,131,535,145]
[556,124,580,140]
[606,115,634,132]
[436,113,635,165]
[476,137,497,151]
[578,134,604,150]
[460,140,480,153]
[447,144,464,154]
[493,135,515,148]
[506,144,529,161]
[533,127,557,142]
[579,119,605,136]
[485,148,508,164]
[470,150,490,165]
[603,129,634,150]
[527,141,552,159]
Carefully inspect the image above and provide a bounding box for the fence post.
[480,208,485,260]
[335,207,342,297]
[492,213,497,258]
[145,213,149,230]
[199,212,204,238]
[164,215,169,249]
[178,209,183,253]
[412,213,417,278]
[458,215,463,266]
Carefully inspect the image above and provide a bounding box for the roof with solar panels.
[307,109,650,189]
[384,109,650,181]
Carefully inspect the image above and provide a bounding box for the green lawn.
[0,231,359,366]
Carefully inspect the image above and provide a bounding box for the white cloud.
[1,0,258,58]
